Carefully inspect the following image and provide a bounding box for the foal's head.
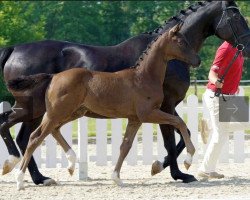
[161,23,201,67]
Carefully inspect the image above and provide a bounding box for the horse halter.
[216,1,250,50]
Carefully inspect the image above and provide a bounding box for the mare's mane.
[132,1,212,68]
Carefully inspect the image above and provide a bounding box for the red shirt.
[207,41,244,94]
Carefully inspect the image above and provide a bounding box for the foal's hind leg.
[112,120,141,186]
[52,129,76,176]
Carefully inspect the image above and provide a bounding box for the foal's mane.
[133,1,212,68]
[133,34,161,68]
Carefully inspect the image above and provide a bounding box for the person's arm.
[208,66,223,88]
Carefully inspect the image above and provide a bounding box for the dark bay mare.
[0,1,250,185]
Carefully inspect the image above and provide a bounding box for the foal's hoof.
[17,183,25,191]
[2,161,12,175]
[43,178,57,186]
[2,156,21,175]
[151,160,163,176]
[17,182,25,191]
[16,170,25,191]
[68,168,74,176]
[66,149,76,176]
[111,172,123,186]
[184,161,191,170]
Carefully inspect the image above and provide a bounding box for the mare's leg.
[162,110,190,168]
[112,120,141,186]
[16,115,53,190]
[0,103,35,175]
[152,125,196,183]
[16,118,56,186]
[151,109,196,182]
[52,129,76,175]
[0,110,21,174]
[162,129,190,168]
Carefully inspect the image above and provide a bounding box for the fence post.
[187,95,199,163]
[201,93,211,156]
[61,122,73,167]
[157,126,166,162]
[78,117,88,180]
[0,102,9,168]
[234,86,245,163]
[111,119,122,165]
[142,123,153,164]
[176,101,184,163]
[126,119,138,166]
[96,119,107,166]
[45,135,57,168]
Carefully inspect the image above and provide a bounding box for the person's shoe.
[209,172,225,179]
[197,171,224,179]
[200,118,211,144]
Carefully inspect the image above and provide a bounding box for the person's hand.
[236,87,240,94]
[215,79,223,88]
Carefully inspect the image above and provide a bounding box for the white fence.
[0,90,250,180]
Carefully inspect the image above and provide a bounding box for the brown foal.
[9,24,200,190]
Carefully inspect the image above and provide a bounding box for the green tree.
[0,1,46,46]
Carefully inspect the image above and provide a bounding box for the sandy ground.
[0,160,250,200]
[0,139,250,200]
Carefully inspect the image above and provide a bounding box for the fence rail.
[0,88,249,180]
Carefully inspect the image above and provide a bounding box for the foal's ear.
[169,22,184,37]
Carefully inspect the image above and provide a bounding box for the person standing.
[198,41,249,179]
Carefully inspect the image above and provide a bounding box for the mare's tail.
[0,47,14,73]
[7,74,53,92]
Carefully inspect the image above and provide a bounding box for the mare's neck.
[158,1,220,52]
[180,2,221,52]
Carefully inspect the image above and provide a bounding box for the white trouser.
[199,89,250,173]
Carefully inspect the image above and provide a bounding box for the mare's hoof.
[182,175,197,183]
[43,178,57,186]
[151,160,163,176]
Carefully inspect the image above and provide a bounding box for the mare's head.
[161,23,201,67]
[212,1,250,57]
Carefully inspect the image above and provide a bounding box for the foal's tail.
[7,73,53,92]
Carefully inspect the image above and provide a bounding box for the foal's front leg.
[138,108,195,170]
[112,120,141,186]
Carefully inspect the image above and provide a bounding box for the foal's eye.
[178,40,184,46]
